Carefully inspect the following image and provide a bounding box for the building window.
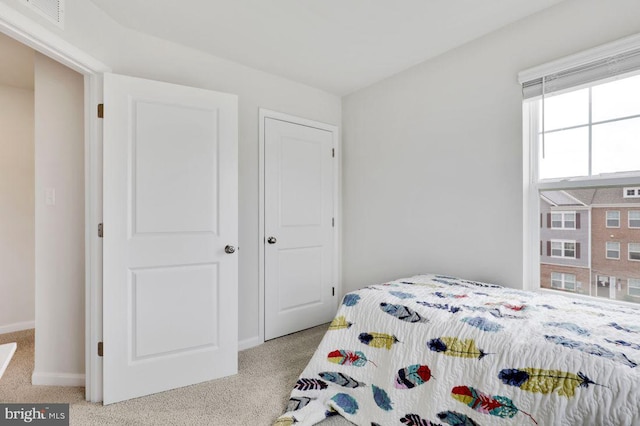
[629,279,640,297]
[623,187,640,198]
[551,211,576,229]
[606,211,620,228]
[629,243,640,261]
[550,240,576,258]
[606,242,621,259]
[551,272,576,291]
[630,211,640,228]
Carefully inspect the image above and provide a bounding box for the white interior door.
[103,73,238,404]
[264,117,336,340]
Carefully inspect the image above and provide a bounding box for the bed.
[274,274,640,426]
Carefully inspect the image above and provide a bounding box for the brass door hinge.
[97,342,103,357]
[97,104,104,118]
[98,223,103,238]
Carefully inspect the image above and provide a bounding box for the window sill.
[535,288,640,310]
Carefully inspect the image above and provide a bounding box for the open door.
[102,73,238,404]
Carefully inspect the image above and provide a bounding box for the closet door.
[264,116,337,340]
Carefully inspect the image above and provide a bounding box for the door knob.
[267,236,277,244]
[225,245,236,254]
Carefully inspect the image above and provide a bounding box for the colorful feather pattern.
[394,364,432,389]
[460,305,521,319]
[372,385,393,411]
[434,292,468,299]
[544,335,637,368]
[461,316,503,332]
[389,290,416,299]
[330,393,359,415]
[358,332,401,349]
[342,294,361,306]
[285,397,313,412]
[609,322,640,333]
[327,349,377,367]
[498,368,600,397]
[328,316,353,330]
[294,378,328,391]
[318,372,365,388]
[544,322,590,336]
[400,414,443,426]
[427,337,488,360]
[274,416,298,426]
[380,303,429,323]
[436,411,480,426]
[400,280,439,288]
[605,338,640,350]
[451,385,537,424]
[416,301,461,314]
[538,304,557,310]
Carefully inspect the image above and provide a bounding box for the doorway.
[0,6,108,401]
[0,30,87,387]
[0,32,35,338]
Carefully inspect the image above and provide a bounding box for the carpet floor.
[0,325,352,426]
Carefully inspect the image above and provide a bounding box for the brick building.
[582,187,640,302]
[539,191,590,295]
[540,187,640,302]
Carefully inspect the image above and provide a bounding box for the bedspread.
[275,274,640,426]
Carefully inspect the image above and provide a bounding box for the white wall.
[0,84,34,333]
[33,53,85,383]
[342,0,640,292]
[0,0,341,353]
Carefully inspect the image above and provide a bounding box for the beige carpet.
[0,326,352,426]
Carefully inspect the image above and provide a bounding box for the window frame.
[551,211,576,230]
[522,33,640,296]
[629,210,640,228]
[550,239,576,259]
[623,187,640,199]
[551,272,577,291]
[629,278,640,297]
[606,241,621,260]
[606,210,621,228]
[629,243,640,261]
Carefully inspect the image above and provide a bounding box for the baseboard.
[32,371,85,387]
[0,320,35,335]
[238,336,262,351]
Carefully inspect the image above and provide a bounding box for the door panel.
[103,73,237,404]
[264,118,336,340]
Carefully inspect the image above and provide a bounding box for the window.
[630,211,640,228]
[629,279,640,297]
[522,37,640,304]
[551,272,576,291]
[624,187,640,198]
[606,211,620,228]
[551,240,576,258]
[606,242,620,259]
[551,211,576,229]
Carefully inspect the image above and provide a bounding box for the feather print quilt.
[275,274,640,426]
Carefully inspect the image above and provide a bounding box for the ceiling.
[89,0,566,95]
[0,31,34,90]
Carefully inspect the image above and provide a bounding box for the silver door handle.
[225,245,236,254]
[267,237,277,244]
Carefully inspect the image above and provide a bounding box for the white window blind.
[522,47,640,99]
